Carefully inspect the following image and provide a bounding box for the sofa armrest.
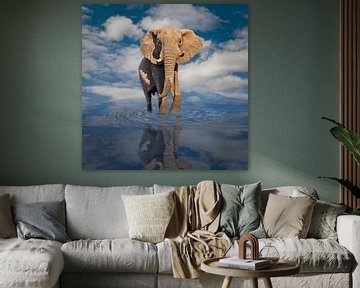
[337,215,360,288]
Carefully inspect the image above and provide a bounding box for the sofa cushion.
[261,186,319,213]
[0,184,65,204]
[0,194,16,238]
[263,194,316,238]
[65,185,153,239]
[0,238,64,288]
[122,191,175,243]
[61,239,158,273]
[156,240,173,274]
[260,238,353,273]
[218,182,266,238]
[234,238,353,273]
[12,200,70,243]
[307,200,347,240]
[158,237,353,274]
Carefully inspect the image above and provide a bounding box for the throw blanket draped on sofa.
[165,181,231,278]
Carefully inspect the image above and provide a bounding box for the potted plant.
[320,117,360,215]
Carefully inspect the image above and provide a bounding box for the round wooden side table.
[201,257,300,288]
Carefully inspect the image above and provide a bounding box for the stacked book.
[218,257,271,270]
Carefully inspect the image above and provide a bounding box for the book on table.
[218,257,271,270]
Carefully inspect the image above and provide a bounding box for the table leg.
[251,278,258,288]
[263,277,273,288]
[221,276,233,288]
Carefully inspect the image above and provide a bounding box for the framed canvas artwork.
[82,4,248,170]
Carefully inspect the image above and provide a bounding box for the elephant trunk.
[159,47,177,99]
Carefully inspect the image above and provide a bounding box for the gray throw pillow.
[218,182,266,238]
[12,200,70,243]
[0,194,17,238]
[307,200,347,240]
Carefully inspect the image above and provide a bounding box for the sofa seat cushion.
[157,238,353,274]
[61,239,158,273]
[260,238,353,272]
[231,238,353,273]
[0,238,64,288]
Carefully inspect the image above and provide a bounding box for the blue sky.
[82,4,248,107]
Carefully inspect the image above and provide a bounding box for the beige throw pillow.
[263,193,316,238]
[122,191,175,243]
[0,194,17,238]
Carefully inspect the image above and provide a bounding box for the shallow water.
[82,97,248,170]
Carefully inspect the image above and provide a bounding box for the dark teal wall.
[0,0,340,202]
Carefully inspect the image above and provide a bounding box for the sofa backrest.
[0,184,65,204]
[153,184,176,194]
[65,184,154,240]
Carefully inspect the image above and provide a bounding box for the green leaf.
[321,116,344,127]
[322,117,360,165]
[318,177,360,198]
[351,208,360,215]
[330,127,360,165]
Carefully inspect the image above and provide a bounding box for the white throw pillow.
[122,191,175,243]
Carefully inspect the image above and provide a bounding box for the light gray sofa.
[0,184,359,288]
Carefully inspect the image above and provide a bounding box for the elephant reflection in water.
[138,119,189,170]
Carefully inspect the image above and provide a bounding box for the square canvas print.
[82,4,248,170]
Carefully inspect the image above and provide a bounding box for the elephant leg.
[146,92,152,112]
[140,83,153,112]
[139,58,156,112]
[159,97,167,113]
[171,70,181,113]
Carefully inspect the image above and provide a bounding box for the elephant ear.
[140,29,160,65]
[178,29,203,64]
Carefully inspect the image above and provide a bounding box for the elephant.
[138,27,203,113]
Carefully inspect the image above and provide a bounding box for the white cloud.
[82,23,142,85]
[220,38,247,52]
[82,25,111,79]
[233,27,248,39]
[207,75,248,90]
[140,16,182,30]
[180,48,248,99]
[100,15,143,41]
[82,6,92,14]
[140,4,221,31]
[82,38,107,54]
[82,57,98,79]
[177,28,248,100]
[198,37,213,61]
[111,45,143,75]
[84,85,143,101]
[82,6,93,21]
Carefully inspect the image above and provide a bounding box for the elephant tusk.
[154,56,163,63]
